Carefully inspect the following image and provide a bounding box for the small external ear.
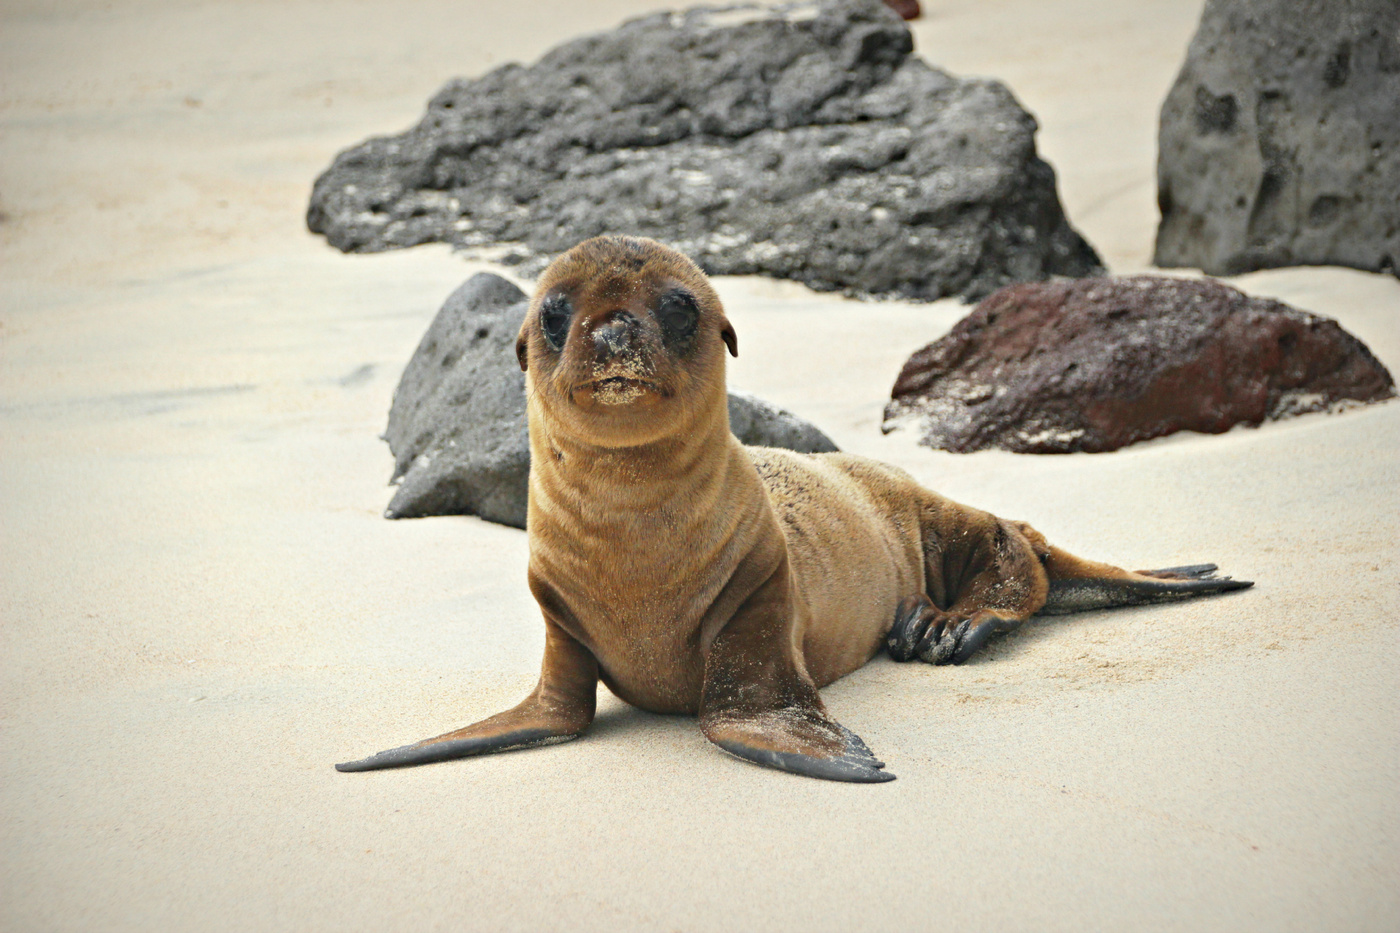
[721,322,738,357]
[515,325,530,371]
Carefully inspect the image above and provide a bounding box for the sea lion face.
[517,236,738,448]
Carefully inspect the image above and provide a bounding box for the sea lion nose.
[592,311,638,359]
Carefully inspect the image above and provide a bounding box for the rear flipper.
[1039,562,1253,616]
[887,561,1253,667]
[900,492,1258,667]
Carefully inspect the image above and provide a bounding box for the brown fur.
[336,236,1250,782]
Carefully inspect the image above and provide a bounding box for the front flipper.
[703,709,894,783]
[698,553,894,783]
[336,617,598,773]
[1040,562,1253,615]
[336,716,578,772]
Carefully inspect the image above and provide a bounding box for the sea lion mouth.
[576,376,666,406]
[592,376,653,390]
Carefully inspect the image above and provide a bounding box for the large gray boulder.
[1154,0,1400,277]
[308,0,1101,301]
[385,273,838,528]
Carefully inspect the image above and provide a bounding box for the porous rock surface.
[385,273,838,528]
[883,275,1396,453]
[1155,0,1400,276]
[726,390,840,456]
[308,0,1100,301]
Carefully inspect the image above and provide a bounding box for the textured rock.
[384,273,532,527]
[726,390,840,455]
[308,0,1100,301]
[386,272,838,527]
[883,275,1395,453]
[1155,0,1400,277]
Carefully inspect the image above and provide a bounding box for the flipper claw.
[950,618,1000,664]
[916,617,967,664]
[887,595,932,662]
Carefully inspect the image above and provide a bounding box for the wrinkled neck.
[528,402,737,510]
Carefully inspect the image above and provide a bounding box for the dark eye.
[657,289,698,341]
[540,294,572,351]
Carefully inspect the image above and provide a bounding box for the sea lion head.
[517,236,738,448]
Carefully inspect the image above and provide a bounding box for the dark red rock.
[883,0,921,19]
[883,275,1395,453]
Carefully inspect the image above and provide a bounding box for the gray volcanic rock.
[1154,0,1400,276]
[308,0,1101,301]
[883,275,1395,453]
[386,272,839,528]
[727,390,839,454]
[384,273,532,527]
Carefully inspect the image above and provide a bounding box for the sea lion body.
[751,449,926,689]
[528,443,926,714]
[338,236,1251,782]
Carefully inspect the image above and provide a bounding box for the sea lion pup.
[337,236,1251,783]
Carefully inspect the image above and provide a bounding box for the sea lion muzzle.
[590,311,640,360]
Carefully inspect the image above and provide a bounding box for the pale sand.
[2,1,1397,930]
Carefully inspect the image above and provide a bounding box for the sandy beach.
[2,1,1397,930]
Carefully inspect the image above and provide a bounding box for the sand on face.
[2,1,1397,931]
